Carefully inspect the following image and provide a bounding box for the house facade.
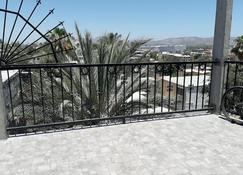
[162,75,210,110]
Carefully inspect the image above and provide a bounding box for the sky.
[1,0,243,40]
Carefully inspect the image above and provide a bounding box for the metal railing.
[0,61,215,136]
[225,61,243,90]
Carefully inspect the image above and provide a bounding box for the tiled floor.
[0,114,243,175]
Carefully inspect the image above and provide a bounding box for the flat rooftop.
[1,114,243,175]
[163,75,210,87]
[1,70,18,83]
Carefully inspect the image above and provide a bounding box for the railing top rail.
[0,61,217,70]
[225,60,243,64]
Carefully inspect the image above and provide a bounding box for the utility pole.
[210,0,233,113]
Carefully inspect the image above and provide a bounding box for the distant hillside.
[147,37,236,47]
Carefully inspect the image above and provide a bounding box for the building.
[184,66,211,76]
[141,44,186,53]
[163,75,210,110]
[1,70,19,115]
[161,52,191,61]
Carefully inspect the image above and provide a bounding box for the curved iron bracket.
[0,8,58,63]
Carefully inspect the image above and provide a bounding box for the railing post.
[0,70,8,139]
[210,0,233,113]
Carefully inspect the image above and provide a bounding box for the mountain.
[147,37,236,47]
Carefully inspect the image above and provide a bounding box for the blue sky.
[3,0,243,40]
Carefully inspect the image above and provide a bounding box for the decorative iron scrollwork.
[0,0,73,65]
[80,67,89,76]
[156,64,164,73]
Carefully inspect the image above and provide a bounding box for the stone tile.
[0,114,243,174]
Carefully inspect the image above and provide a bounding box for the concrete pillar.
[210,0,233,113]
[0,71,8,139]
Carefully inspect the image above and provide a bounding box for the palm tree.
[231,36,243,61]
[53,25,150,121]
[9,25,151,130]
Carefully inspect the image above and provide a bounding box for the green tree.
[10,25,151,130]
[231,36,243,61]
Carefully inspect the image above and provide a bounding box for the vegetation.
[231,36,243,61]
[10,25,151,129]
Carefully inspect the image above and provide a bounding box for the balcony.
[0,0,241,174]
[0,60,242,174]
[1,114,243,174]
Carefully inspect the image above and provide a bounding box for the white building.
[142,44,186,53]
[163,75,210,110]
[162,52,191,61]
[1,70,19,114]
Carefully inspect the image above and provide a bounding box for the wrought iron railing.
[225,61,243,90]
[1,61,215,136]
